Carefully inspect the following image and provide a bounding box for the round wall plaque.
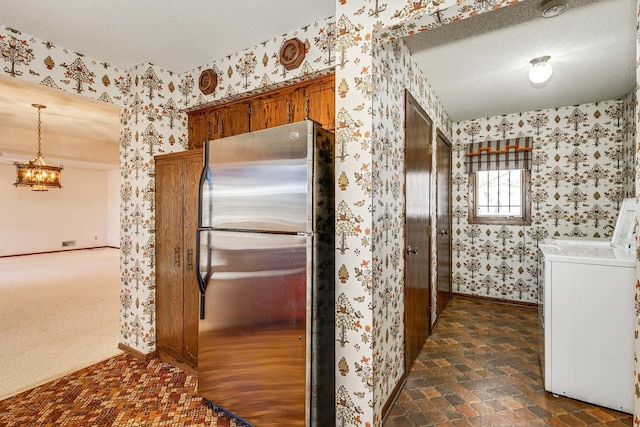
[198,69,218,95]
[279,38,305,71]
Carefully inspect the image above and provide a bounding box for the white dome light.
[541,0,569,18]
[529,56,553,84]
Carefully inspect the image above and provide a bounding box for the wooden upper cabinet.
[187,110,210,150]
[249,89,298,132]
[301,77,335,132]
[187,74,335,149]
[213,104,250,139]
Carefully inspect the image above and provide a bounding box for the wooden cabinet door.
[181,152,202,366]
[155,156,185,359]
[187,74,335,149]
[249,90,298,131]
[155,150,202,369]
[217,104,249,139]
[188,110,210,150]
[301,77,335,132]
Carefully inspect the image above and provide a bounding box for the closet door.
[435,130,452,322]
[404,91,432,373]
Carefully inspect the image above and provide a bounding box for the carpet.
[0,248,123,399]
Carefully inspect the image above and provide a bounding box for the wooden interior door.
[404,91,432,373]
[435,130,452,323]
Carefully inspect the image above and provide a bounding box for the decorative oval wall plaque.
[279,38,305,71]
[198,69,218,95]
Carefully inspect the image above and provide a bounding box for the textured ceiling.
[0,0,336,73]
[0,0,636,168]
[0,1,336,169]
[405,0,636,122]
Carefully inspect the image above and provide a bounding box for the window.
[465,136,532,225]
[469,169,531,225]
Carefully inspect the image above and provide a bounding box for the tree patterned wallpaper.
[451,96,635,304]
[0,15,338,352]
[368,38,453,416]
[4,0,640,425]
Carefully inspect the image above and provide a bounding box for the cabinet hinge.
[427,226,432,236]
[427,144,433,155]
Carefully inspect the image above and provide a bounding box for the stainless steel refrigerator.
[196,120,335,427]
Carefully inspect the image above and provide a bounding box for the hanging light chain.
[32,104,46,158]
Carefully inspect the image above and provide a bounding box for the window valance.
[465,136,532,172]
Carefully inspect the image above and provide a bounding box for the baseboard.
[381,374,406,423]
[118,343,157,361]
[158,351,198,375]
[430,316,439,335]
[452,292,538,309]
[0,246,119,258]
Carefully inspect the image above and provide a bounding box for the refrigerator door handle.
[195,228,213,319]
[196,141,213,320]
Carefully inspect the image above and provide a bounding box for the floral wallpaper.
[117,16,339,354]
[634,0,640,422]
[4,0,640,425]
[179,16,337,110]
[0,13,338,354]
[333,0,547,424]
[450,96,635,304]
[368,37,453,418]
[335,0,638,424]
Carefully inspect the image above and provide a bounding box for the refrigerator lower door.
[198,230,311,427]
[196,228,213,297]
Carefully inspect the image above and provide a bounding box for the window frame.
[468,169,531,225]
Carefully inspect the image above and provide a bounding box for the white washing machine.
[538,198,636,414]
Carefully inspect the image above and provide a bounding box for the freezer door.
[198,231,311,426]
[198,168,213,228]
[208,121,313,233]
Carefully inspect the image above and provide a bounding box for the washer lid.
[611,198,636,250]
[538,243,634,267]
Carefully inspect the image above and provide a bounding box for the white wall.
[106,169,120,248]
[0,162,114,256]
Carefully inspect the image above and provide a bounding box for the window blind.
[465,136,532,172]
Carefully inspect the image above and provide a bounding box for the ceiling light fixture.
[14,104,63,191]
[528,56,553,84]
[541,0,569,18]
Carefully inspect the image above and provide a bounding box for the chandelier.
[14,104,63,191]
